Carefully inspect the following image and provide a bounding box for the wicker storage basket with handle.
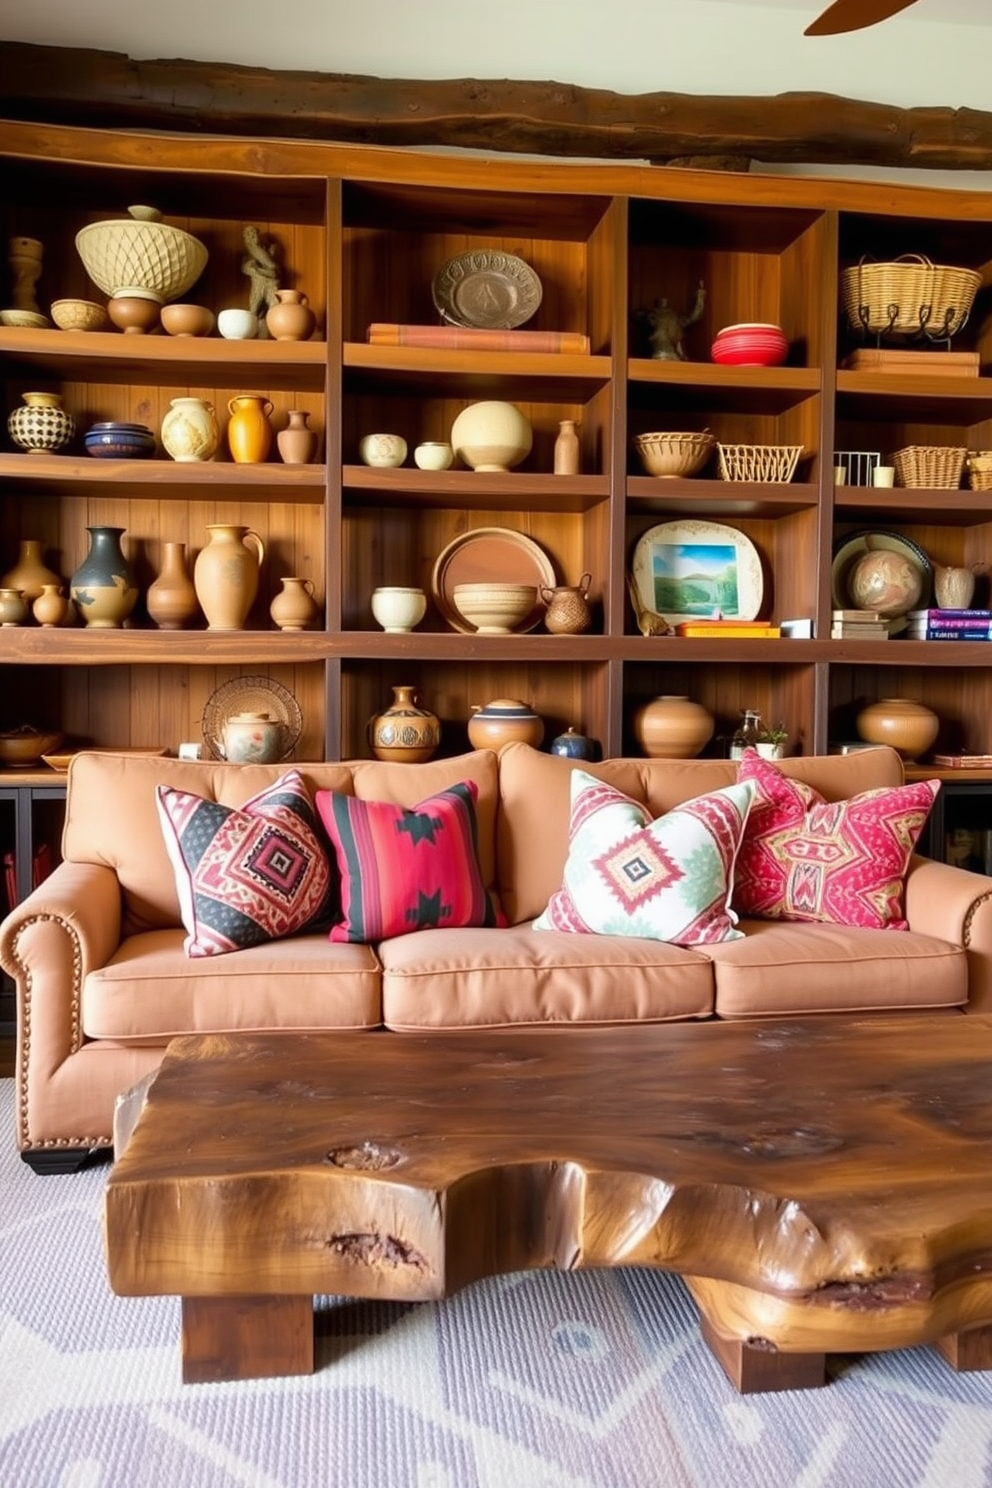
[840,255,981,339]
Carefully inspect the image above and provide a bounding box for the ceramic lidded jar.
[161,397,219,462]
[369,685,441,763]
[633,695,715,759]
[69,525,139,628]
[467,698,544,751]
[8,391,75,454]
[221,712,284,764]
[193,524,265,631]
[265,289,316,342]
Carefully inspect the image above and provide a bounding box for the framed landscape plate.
[630,519,764,625]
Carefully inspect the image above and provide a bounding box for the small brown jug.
[540,573,592,635]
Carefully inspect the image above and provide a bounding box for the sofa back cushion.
[62,749,500,937]
[496,743,906,926]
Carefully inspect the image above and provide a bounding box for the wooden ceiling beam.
[1,41,991,170]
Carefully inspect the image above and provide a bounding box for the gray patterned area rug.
[2,1079,991,1488]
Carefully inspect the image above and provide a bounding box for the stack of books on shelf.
[905,608,992,640]
[931,753,992,769]
[366,324,592,354]
[672,619,781,638]
[830,609,890,639]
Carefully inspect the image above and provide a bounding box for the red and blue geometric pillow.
[733,747,940,930]
[156,769,333,957]
[315,779,503,943]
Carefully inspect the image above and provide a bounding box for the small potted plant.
[756,723,789,760]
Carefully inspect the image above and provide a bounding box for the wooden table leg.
[699,1314,826,1394]
[181,1295,314,1383]
[935,1324,992,1374]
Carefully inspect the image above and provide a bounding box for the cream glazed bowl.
[370,586,428,632]
[360,433,408,468]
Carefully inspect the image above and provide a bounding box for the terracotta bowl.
[50,298,109,333]
[452,582,538,634]
[108,296,161,335]
[0,728,65,767]
[711,322,789,367]
[160,303,215,337]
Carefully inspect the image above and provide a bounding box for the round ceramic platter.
[431,527,556,633]
[201,675,303,761]
[431,250,543,330]
[630,519,764,625]
[831,529,932,611]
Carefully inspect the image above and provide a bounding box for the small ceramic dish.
[51,298,109,333]
[84,422,157,459]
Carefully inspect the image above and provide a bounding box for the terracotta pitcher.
[193,523,265,630]
[266,289,316,342]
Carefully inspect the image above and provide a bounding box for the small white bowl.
[371,586,427,632]
[360,433,407,468]
[217,308,259,340]
[414,441,454,471]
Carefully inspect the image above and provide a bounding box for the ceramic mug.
[217,308,259,340]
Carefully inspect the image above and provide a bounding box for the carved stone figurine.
[639,281,707,361]
[240,225,281,335]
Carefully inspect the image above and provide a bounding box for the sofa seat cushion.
[379,923,715,1029]
[705,918,968,1018]
[81,928,382,1041]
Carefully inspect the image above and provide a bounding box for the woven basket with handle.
[840,255,981,338]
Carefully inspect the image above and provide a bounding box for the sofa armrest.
[0,860,122,1070]
[904,854,992,1012]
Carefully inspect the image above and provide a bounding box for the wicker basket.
[632,431,716,478]
[892,445,967,489]
[840,255,981,339]
[966,451,992,491]
[716,443,802,483]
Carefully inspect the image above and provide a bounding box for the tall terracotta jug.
[227,394,274,463]
[193,524,266,630]
[147,541,199,629]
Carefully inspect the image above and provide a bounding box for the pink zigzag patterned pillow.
[733,748,939,930]
[156,769,332,957]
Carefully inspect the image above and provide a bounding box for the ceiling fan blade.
[804,0,919,36]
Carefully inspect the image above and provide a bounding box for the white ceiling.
[705,0,992,21]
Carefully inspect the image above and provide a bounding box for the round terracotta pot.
[856,697,939,760]
[467,698,544,751]
[634,695,714,759]
[265,289,316,341]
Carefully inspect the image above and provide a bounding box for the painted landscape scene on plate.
[652,541,740,615]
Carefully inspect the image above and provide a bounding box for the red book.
[3,850,16,912]
[367,323,591,355]
[32,842,53,889]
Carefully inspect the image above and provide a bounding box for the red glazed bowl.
[711,322,789,367]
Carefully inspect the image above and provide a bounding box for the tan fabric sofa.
[3,743,990,1170]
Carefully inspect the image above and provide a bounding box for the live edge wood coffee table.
[105,1016,992,1393]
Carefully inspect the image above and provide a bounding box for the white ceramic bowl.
[371,586,427,632]
[217,308,259,340]
[450,401,533,473]
[414,441,454,471]
[360,433,408,468]
[452,582,538,634]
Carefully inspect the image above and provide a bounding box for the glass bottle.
[729,708,763,760]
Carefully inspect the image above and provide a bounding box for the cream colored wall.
[2,0,991,188]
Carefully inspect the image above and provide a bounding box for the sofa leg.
[20,1147,101,1175]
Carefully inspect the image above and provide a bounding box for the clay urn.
[467,698,544,751]
[856,697,939,761]
[633,695,714,759]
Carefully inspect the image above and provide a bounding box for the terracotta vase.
[1,539,62,602]
[161,397,219,463]
[265,289,316,342]
[146,542,198,629]
[227,394,274,463]
[32,583,70,627]
[270,576,320,631]
[467,698,544,751]
[193,524,265,631]
[554,418,581,475]
[277,409,318,464]
[540,574,593,635]
[69,525,138,629]
[856,697,939,761]
[369,685,441,763]
[634,695,715,759]
[8,391,75,454]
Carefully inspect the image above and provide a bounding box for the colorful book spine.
[675,623,780,637]
[366,323,591,354]
[907,609,992,624]
[906,626,992,640]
